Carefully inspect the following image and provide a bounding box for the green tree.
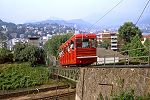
[128,35,146,57]
[143,38,150,57]
[0,28,7,48]
[118,22,142,43]
[0,48,13,64]
[13,43,27,61]
[100,40,110,49]
[44,33,73,57]
[20,45,45,65]
[13,43,45,65]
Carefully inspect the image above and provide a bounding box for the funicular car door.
[69,38,76,65]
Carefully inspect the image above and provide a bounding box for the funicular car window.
[76,38,82,48]
[82,38,90,48]
[91,38,97,48]
[70,40,74,49]
[68,42,70,51]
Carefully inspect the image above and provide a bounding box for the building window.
[112,42,117,44]
[111,46,117,48]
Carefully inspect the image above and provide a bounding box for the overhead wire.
[83,0,150,32]
[135,0,150,25]
[87,0,124,32]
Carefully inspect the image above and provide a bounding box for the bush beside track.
[0,63,50,90]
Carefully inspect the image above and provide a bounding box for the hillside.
[27,19,92,29]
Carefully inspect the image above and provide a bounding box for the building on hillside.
[141,34,150,44]
[42,34,52,45]
[66,30,74,33]
[0,41,7,48]
[7,38,28,51]
[1,25,8,32]
[97,30,118,51]
[42,36,48,45]
[28,36,41,47]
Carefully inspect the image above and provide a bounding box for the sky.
[0,0,150,24]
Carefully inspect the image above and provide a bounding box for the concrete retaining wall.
[76,67,150,100]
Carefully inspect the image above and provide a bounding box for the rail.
[0,85,70,99]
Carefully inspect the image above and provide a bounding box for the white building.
[42,34,52,45]
[97,31,118,51]
[7,38,28,51]
[0,41,6,48]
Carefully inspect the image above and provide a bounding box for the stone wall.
[75,67,150,100]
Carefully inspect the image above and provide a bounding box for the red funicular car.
[59,33,97,67]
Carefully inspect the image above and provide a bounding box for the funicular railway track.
[0,85,75,100]
[4,51,149,99]
[31,90,75,100]
[49,62,150,84]
[1,63,149,99]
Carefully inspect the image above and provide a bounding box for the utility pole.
[148,46,150,65]
[81,69,85,100]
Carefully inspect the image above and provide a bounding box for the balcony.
[111,47,118,50]
[111,39,117,42]
[111,43,117,46]
[111,36,117,39]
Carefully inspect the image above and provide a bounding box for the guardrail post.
[81,69,85,100]
[148,56,150,65]
[128,57,129,65]
[104,56,106,66]
[114,54,115,66]
[68,69,70,78]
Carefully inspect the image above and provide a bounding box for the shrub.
[13,42,27,62]
[111,90,150,100]
[0,48,13,64]
[13,43,45,65]
[113,90,134,100]
[0,63,49,90]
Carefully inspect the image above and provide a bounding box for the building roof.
[143,34,150,39]
[28,37,40,40]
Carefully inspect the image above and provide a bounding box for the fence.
[49,67,80,82]
[95,47,150,66]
